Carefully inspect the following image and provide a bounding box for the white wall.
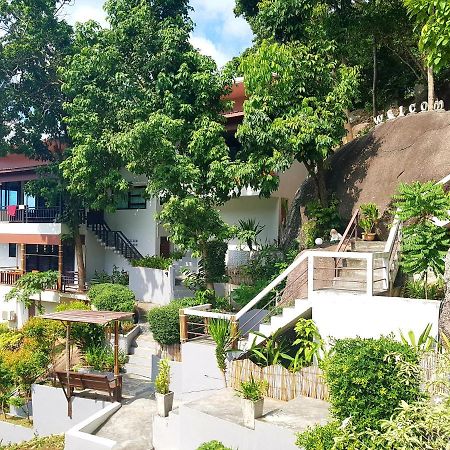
[0,244,19,268]
[219,197,280,248]
[129,266,174,304]
[273,160,309,207]
[311,291,441,344]
[0,222,64,235]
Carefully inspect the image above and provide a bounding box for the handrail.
[235,251,309,320]
[336,208,360,253]
[384,216,401,254]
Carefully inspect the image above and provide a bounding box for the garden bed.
[0,415,32,428]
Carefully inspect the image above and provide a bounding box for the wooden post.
[58,244,63,291]
[20,244,26,273]
[66,321,72,418]
[179,310,188,343]
[114,320,119,377]
[230,317,239,349]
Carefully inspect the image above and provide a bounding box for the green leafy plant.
[208,319,233,387]
[299,220,319,249]
[305,197,342,241]
[249,330,291,367]
[88,283,136,312]
[404,277,445,300]
[236,375,268,401]
[5,271,58,311]
[131,255,174,270]
[203,241,229,284]
[231,280,268,308]
[238,218,265,251]
[323,336,422,431]
[84,345,126,372]
[155,359,171,395]
[92,265,129,286]
[197,441,232,450]
[400,323,436,352]
[296,421,340,450]
[359,202,380,235]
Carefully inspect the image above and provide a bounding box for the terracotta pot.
[362,232,376,241]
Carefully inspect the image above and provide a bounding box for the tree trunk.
[427,65,435,110]
[439,249,450,342]
[74,230,86,292]
[315,160,328,208]
[202,245,215,292]
[372,37,378,118]
[280,183,304,250]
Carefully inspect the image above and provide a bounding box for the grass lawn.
[0,435,64,450]
[0,415,32,428]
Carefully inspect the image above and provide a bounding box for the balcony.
[0,206,61,223]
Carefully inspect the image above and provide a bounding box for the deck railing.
[0,206,62,223]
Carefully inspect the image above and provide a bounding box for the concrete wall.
[84,226,106,282]
[129,266,174,304]
[273,160,309,208]
[32,384,112,437]
[311,291,441,343]
[219,197,280,249]
[0,420,35,445]
[0,222,63,235]
[0,244,19,268]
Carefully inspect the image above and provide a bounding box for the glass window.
[117,186,146,210]
[8,244,16,258]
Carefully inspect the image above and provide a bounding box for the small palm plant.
[238,218,265,251]
[208,319,234,387]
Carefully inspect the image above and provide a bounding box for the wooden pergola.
[40,310,134,415]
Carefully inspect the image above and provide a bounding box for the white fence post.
[366,254,373,296]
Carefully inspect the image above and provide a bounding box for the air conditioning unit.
[1,311,16,322]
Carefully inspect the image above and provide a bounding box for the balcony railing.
[0,206,62,223]
[0,268,24,285]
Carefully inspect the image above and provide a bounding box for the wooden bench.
[56,371,122,403]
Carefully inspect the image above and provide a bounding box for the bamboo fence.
[421,352,450,396]
[228,358,329,402]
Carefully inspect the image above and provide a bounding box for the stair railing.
[336,208,360,253]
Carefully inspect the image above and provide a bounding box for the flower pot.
[156,391,174,417]
[362,232,376,241]
[241,397,264,429]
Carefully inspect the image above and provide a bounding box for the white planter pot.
[109,324,141,354]
[156,391,174,417]
[241,397,264,429]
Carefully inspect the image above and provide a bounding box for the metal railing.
[0,206,62,223]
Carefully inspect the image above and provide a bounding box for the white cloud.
[190,35,230,68]
[60,0,107,27]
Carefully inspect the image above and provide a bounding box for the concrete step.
[127,354,152,368]
[123,363,152,378]
[129,345,158,358]
[351,240,387,252]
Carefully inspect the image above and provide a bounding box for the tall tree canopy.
[61,0,252,288]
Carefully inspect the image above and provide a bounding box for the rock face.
[321,110,450,219]
[439,249,450,340]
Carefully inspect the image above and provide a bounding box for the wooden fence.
[161,343,182,362]
[228,358,328,402]
[421,352,450,396]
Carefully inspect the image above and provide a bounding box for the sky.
[61,0,253,67]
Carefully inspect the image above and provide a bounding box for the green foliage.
[323,336,422,431]
[359,203,380,234]
[84,345,126,372]
[5,271,58,309]
[208,319,233,384]
[204,241,228,284]
[404,277,445,300]
[0,331,23,351]
[147,297,205,346]
[296,421,340,450]
[56,301,104,351]
[237,218,265,251]
[400,323,436,352]
[405,0,450,72]
[155,359,171,395]
[92,266,129,286]
[231,280,268,308]
[131,255,174,270]
[299,220,319,250]
[197,442,232,450]
[394,182,450,293]
[249,330,291,367]
[306,198,342,240]
[236,375,268,401]
[0,434,64,450]
[88,283,136,312]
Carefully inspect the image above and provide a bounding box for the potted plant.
[359,203,380,241]
[155,359,174,417]
[236,375,268,429]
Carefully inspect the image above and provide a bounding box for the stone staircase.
[124,326,159,379]
[172,253,198,299]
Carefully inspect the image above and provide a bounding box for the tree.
[394,181,450,298]
[404,0,450,108]
[237,39,358,217]
[0,0,88,289]
[61,0,251,290]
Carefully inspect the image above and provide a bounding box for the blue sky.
[62,0,253,67]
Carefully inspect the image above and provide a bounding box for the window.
[117,186,146,210]
[8,244,16,258]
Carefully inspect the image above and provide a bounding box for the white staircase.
[124,328,158,379]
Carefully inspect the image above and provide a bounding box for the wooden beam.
[58,244,63,291]
[179,310,188,343]
[114,320,119,377]
[20,243,26,273]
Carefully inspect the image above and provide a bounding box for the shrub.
[56,301,104,351]
[324,336,422,431]
[92,265,129,286]
[88,283,135,312]
[204,241,228,283]
[236,375,268,401]
[131,255,173,270]
[0,330,23,351]
[197,442,232,450]
[84,345,127,372]
[305,197,342,240]
[296,421,340,450]
[231,280,268,308]
[404,277,445,300]
[299,220,318,249]
[155,359,171,394]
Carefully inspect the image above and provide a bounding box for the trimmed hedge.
[147,298,204,345]
[88,283,136,312]
[323,336,422,431]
